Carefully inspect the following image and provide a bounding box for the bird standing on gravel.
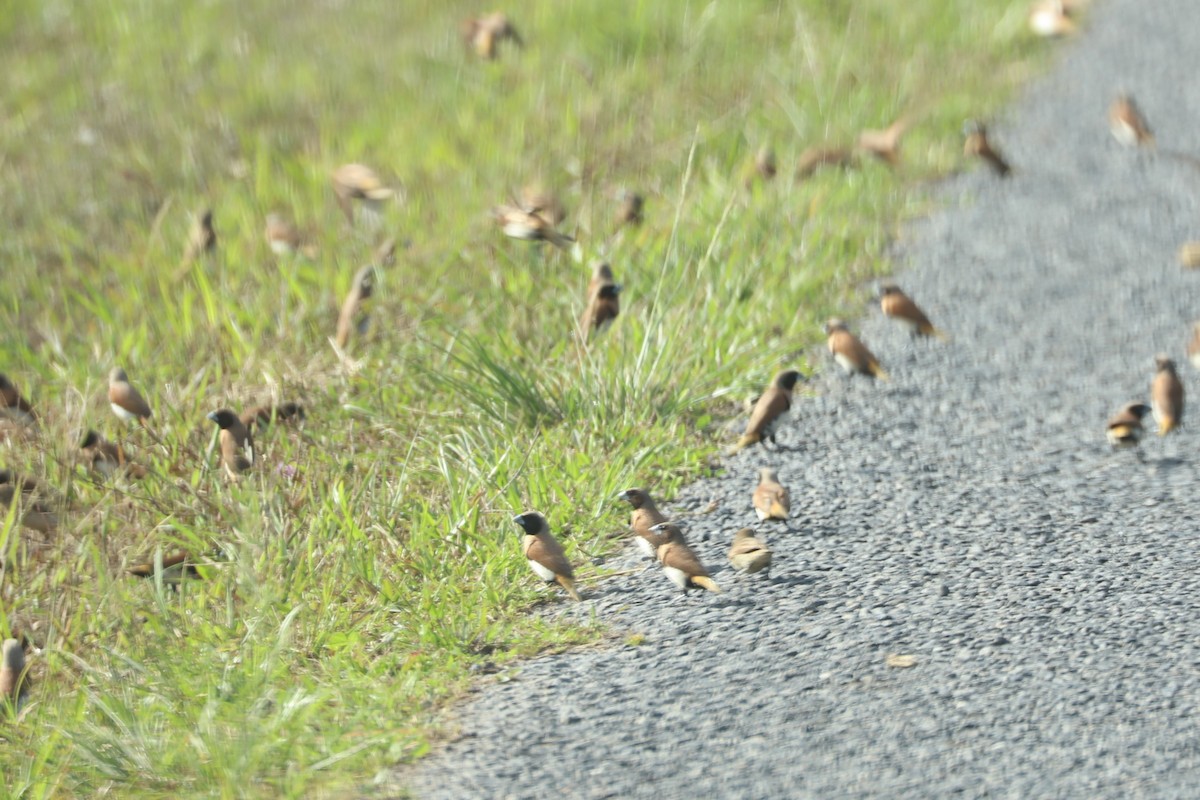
[752,467,790,521]
[332,164,395,225]
[1109,93,1154,148]
[513,511,581,601]
[1151,355,1184,435]
[1106,402,1152,451]
[728,528,773,575]
[617,488,670,559]
[648,522,721,594]
[879,283,949,340]
[963,121,1012,177]
[1187,323,1200,370]
[825,319,889,380]
[207,409,254,478]
[727,370,804,454]
[108,367,153,426]
[336,265,376,349]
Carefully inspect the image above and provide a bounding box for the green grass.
[0,0,1054,795]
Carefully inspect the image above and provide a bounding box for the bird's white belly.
[663,566,689,590]
[528,559,556,581]
[636,536,657,559]
[111,403,138,421]
[834,354,856,374]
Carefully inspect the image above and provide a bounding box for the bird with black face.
[512,511,581,601]
[617,488,670,559]
[727,369,804,454]
[207,409,254,479]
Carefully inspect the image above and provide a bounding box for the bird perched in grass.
[727,370,804,454]
[0,638,29,711]
[80,429,147,479]
[492,204,574,249]
[108,367,153,425]
[0,374,36,424]
[182,208,216,265]
[264,212,302,257]
[336,265,376,349]
[617,488,670,559]
[580,262,621,340]
[240,402,306,430]
[0,484,58,533]
[1151,355,1184,435]
[614,189,644,227]
[1109,93,1154,148]
[128,552,202,585]
[825,318,889,380]
[728,528,773,575]
[207,409,254,478]
[857,117,908,166]
[963,120,1011,177]
[648,522,721,594]
[1106,402,1152,451]
[752,467,790,521]
[519,183,566,227]
[461,12,523,60]
[795,146,855,180]
[878,282,949,340]
[512,511,581,601]
[332,163,395,225]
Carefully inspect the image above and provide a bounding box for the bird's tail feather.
[725,433,760,456]
[691,576,722,594]
[558,576,582,602]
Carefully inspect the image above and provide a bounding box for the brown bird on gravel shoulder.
[492,204,574,250]
[1106,401,1152,451]
[108,367,153,425]
[513,511,581,601]
[81,429,147,479]
[1109,93,1154,148]
[879,283,949,340]
[825,318,889,380]
[752,467,790,521]
[581,263,621,339]
[728,528,773,575]
[0,638,29,710]
[963,120,1011,177]
[617,488,670,559]
[332,164,395,225]
[0,374,36,424]
[858,117,908,166]
[461,12,523,59]
[1187,323,1200,371]
[207,409,254,478]
[648,522,721,594]
[727,370,804,455]
[336,265,376,349]
[1151,355,1184,436]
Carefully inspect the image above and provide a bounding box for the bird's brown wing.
[744,386,789,438]
[110,382,152,418]
[658,538,709,578]
[1153,372,1184,419]
[882,292,933,330]
[524,533,574,579]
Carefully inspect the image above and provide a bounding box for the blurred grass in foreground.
[0,0,1051,795]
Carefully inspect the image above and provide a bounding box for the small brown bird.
[0,374,36,423]
[0,484,58,533]
[129,552,202,584]
[264,212,301,256]
[858,117,908,166]
[108,367,152,425]
[879,282,949,340]
[1188,323,1200,371]
[240,402,306,430]
[1151,355,1184,435]
[614,189,644,227]
[728,370,804,454]
[1028,0,1077,37]
[492,204,574,249]
[461,12,523,59]
[728,528,773,575]
[963,120,1012,177]
[332,164,395,224]
[1106,402,1152,450]
[80,429,147,479]
[1109,93,1154,148]
[581,263,621,339]
[648,522,721,594]
[520,184,566,227]
[825,318,889,380]
[513,511,581,601]
[752,467,790,521]
[182,208,216,265]
[796,146,855,180]
[0,638,29,710]
[207,409,254,478]
[617,488,671,559]
[335,265,376,349]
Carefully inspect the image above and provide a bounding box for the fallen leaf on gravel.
[885,654,918,668]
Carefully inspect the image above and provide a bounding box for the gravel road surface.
[402,1,1200,795]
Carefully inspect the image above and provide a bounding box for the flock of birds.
[0,2,1193,711]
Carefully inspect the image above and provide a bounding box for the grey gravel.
[400,1,1200,797]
